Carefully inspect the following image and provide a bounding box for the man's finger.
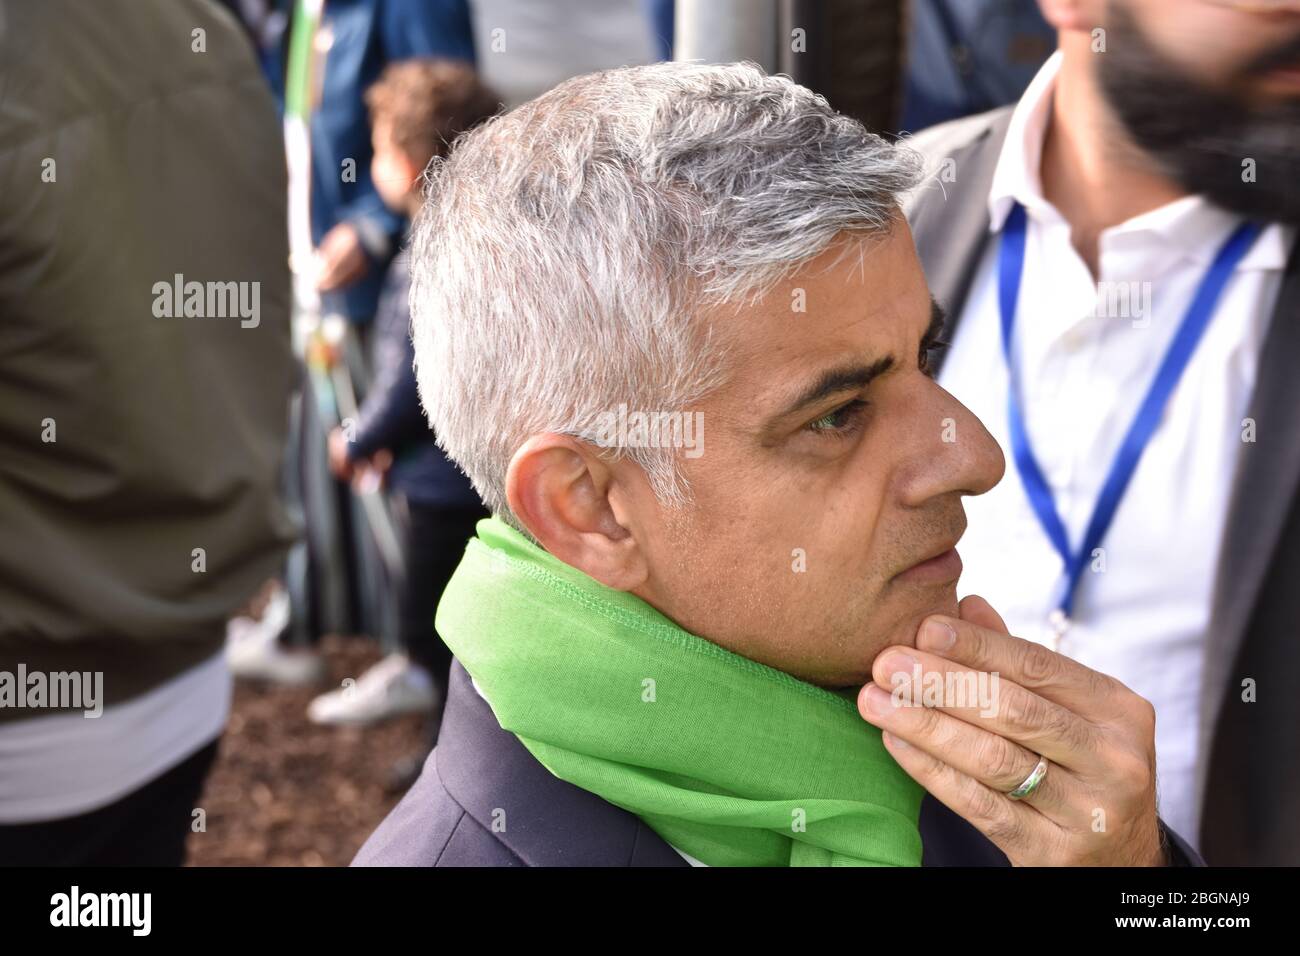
[958,593,1008,634]
[915,613,1127,720]
[878,730,1063,863]
[871,646,1102,772]
[859,681,1073,818]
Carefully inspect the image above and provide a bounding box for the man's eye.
[806,399,868,437]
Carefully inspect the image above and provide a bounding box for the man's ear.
[505,433,649,591]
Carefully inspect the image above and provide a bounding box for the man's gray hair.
[410,60,922,525]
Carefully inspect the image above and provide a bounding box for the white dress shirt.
[938,52,1294,851]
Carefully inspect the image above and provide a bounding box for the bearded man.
[908,0,1300,865]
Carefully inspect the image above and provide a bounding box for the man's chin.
[887,579,962,634]
[791,586,963,691]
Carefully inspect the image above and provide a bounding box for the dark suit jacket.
[353,659,1202,866]
[903,107,1300,865]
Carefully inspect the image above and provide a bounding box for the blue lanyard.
[997,202,1261,619]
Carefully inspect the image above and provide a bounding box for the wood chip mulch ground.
[185,636,431,866]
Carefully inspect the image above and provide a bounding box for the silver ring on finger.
[1006,755,1049,801]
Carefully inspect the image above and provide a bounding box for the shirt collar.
[987,50,1061,234]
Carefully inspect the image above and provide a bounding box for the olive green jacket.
[0,0,297,717]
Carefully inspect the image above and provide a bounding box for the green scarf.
[435,517,924,867]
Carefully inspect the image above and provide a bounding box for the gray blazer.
[904,107,1300,865]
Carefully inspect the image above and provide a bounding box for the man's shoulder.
[351,749,524,866]
[899,105,1014,224]
[352,659,690,867]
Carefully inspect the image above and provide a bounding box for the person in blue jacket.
[273,0,477,324]
[315,59,498,741]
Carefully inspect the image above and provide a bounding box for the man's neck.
[1039,38,1188,277]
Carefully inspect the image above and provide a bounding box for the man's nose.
[902,385,1005,506]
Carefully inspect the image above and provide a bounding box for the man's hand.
[315,222,369,291]
[858,595,1166,866]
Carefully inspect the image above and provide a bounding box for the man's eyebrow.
[772,355,895,423]
[767,296,947,426]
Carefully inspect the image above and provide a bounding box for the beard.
[1097,3,1300,225]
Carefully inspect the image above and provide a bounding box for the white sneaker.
[307,652,438,726]
[225,585,326,685]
